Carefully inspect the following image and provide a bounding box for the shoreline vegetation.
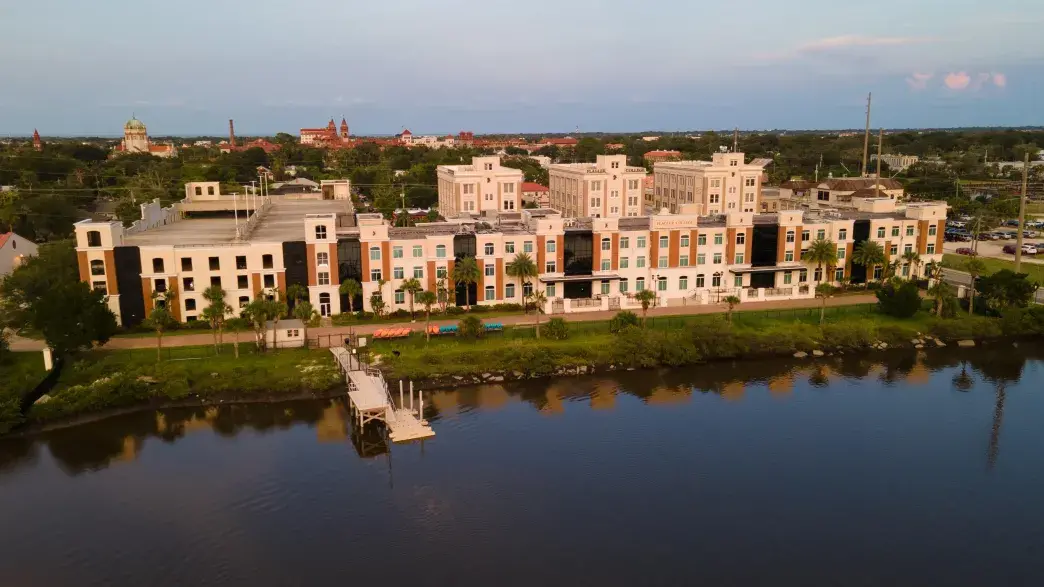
[5,303,1043,437]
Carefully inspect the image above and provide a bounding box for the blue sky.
[2,0,1042,136]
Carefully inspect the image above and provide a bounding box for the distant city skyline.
[2,0,1042,136]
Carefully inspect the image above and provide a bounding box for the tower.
[340,118,349,140]
[229,119,236,148]
[32,129,42,152]
[123,116,150,153]
[327,119,336,132]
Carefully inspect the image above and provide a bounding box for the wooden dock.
[330,348,435,443]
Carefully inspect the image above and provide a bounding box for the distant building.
[0,232,37,277]
[32,129,42,152]
[113,117,177,158]
[643,150,682,163]
[300,118,350,146]
[871,153,919,171]
[652,153,771,214]
[436,156,523,216]
[521,182,550,208]
[541,137,578,148]
[547,155,645,218]
[605,143,625,151]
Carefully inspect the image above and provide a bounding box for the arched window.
[369,246,381,261]
[319,293,331,316]
[153,258,165,273]
[90,260,104,276]
[435,244,446,258]
[194,186,202,196]
[86,231,102,247]
[601,238,611,251]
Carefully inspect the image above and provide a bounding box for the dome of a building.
[125,117,146,130]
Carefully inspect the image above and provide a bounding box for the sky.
[2,0,1043,136]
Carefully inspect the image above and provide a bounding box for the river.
[2,344,1044,586]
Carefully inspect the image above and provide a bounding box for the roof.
[521,182,548,192]
[822,177,903,191]
[0,233,11,249]
[780,180,817,190]
[644,150,682,157]
[545,138,578,145]
[401,129,412,135]
[125,117,146,130]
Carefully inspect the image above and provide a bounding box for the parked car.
[1005,219,1021,227]
[956,247,977,256]
[989,231,1008,240]
[1023,231,1039,238]
[1003,244,1018,254]
[1022,244,1038,255]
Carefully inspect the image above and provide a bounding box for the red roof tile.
[521,182,548,193]
[0,233,11,249]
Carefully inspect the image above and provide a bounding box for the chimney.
[229,119,236,148]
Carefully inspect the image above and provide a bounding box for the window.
[709,194,720,204]
[659,235,669,248]
[620,237,630,249]
[523,241,533,253]
[392,246,403,259]
[317,252,329,266]
[837,247,845,260]
[546,240,556,253]
[835,267,845,281]
[207,186,215,196]
[86,231,101,247]
[890,245,898,255]
[713,253,722,264]
[799,269,807,283]
[906,226,915,237]
[813,268,822,281]
[90,260,105,275]
[483,286,495,301]
[735,253,745,264]
[239,296,249,306]
[637,237,647,248]
[636,256,646,268]
[714,233,723,245]
[315,225,327,240]
[153,258,165,273]
[783,271,793,285]
[620,257,629,269]
[877,227,886,239]
[506,283,516,298]
[736,233,746,245]
[194,186,202,196]
[697,253,706,265]
[210,276,221,287]
[927,244,936,255]
[181,257,193,271]
[545,261,556,272]
[371,268,382,281]
[697,234,707,246]
[892,226,900,237]
[484,243,494,255]
[414,266,424,278]
[679,276,688,290]
[238,275,248,289]
[635,277,646,291]
[816,229,825,240]
[370,247,381,261]
[436,245,447,258]
[393,267,404,279]
[928,225,937,236]
[817,190,830,202]
[657,256,666,268]
[744,177,756,187]
[185,299,196,311]
[262,254,273,269]
[601,238,611,251]
[734,275,743,287]
[679,234,690,248]
[182,277,194,292]
[838,229,847,241]
[263,274,275,288]
[620,279,629,293]
[236,256,247,270]
[413,245,423,258]
[712,273,722,287]
[92,281,107,294]
[873,266,883,279]
[523,282,533,296]
[904,244,913,254]
[436,266,448,278]
[484,264,494,277]
[680,255,689,267]
[902,264,910,277]
[546,283,556,297]
[657,277,667,291]
[395,290,405,304]
[785,231,795,244]
[601,259,611,271]
[505,241,515,254]
[802,230,810,241]
[696,274,705,288]
[209,256,220,271]
[463,184,474,195]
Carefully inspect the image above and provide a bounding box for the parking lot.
[943,240,1044,264]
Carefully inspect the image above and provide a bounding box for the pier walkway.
[330,348,434,442]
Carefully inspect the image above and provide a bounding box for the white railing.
[764,287,794,297]
[571,298,601,309]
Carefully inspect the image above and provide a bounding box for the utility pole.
[861,92,872,177]
[733,127,738,153]
[874,128,883,198]
[1014,153,1029,272]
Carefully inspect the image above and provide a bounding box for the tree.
[369,291,387,319]
[451,256,480,311]
[416,290,438,342]
[815,283,836,325]
[852,241,887,281]
[634,289,657,327]
[976,269,1039,313]
[339,278,361,314]
[201,285,232,353]
[902,250,922,279]
[146,287,178,362]
[505,252,538,313]
[805,238,838,283]
[529,290,548,338]
[241,296,283,351]
[723,295,741,325]
[436,278,450,312]
[965,258,987,315]
[293,300,318,345]
[876,281,922,318]
[401,277,423,321]
[285,283,308,308]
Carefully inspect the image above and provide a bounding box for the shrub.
[821,321,877,350]
[389,309,410,319]
[930,316,1002,340]
[458,315,485,339]
[470,304,491,313]
[690,319,749,359]
[611,326,660,368]
[541,317,569,340]
[999,306,1044,336]
[609,310,641,333]
[876,281,921,318]
[446,306,465,316]
[491,303,524,312]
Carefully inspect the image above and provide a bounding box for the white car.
[1022,245,1038,255]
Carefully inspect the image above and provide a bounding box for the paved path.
[10,294,878,352]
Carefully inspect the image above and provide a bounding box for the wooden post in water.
[399,380,404,409]
[410,380,415,411]
[419,388,424,421]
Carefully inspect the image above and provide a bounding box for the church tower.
[32,129,42,151]
[339,118,349,140]
[123,117,150,153]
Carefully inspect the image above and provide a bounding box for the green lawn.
[0,352,49,434]
[942,254,1044,284]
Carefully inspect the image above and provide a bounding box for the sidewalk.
[11,294,877,352]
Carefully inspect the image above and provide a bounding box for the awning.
[539,274,620,283]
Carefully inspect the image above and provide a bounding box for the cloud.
[944,71,971,90]
[906,72,934,90]
[798,35,930,53]
[992,72,1007,87]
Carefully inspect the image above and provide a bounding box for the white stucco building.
[547,155,646,218]
[436,156,523,216]
[652,152,770,215]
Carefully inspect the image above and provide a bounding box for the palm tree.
[371,279,389,319]
[886,258,903,282]
[634,288,657,327]
[435,278,450,313]
[815,283,836,325]
[927,279,954,316]
[339,278,361,315]
[902,250,922,279]
[723,295,740,324]
[285,283,308,307]
[852,241,887,282]
[965,257,987,316]
[451,256,480,311]
[242,297,282,351]
[201,285,231,353]
[529,289,548,338]
[505,252,538,312]
[146,287,178,362]
[293,300,318,345]
[805,238,838,284]
[401,277,423,321]
[416,290,438,342]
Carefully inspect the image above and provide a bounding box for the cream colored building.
[547,155,646,218]
[0,231,37,277]
[436,156,523,216]
[113,117,177,158]
[872,153,920,171]
[652,152,770,215]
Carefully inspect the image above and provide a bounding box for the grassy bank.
[1,345,341,435]
[942,254,1044,283]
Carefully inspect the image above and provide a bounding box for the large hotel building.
[651,152,772,214]
[74,159,946,326]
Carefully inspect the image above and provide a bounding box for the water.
[2,344,1044,586]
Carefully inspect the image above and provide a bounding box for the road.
[944,240,1044,265]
